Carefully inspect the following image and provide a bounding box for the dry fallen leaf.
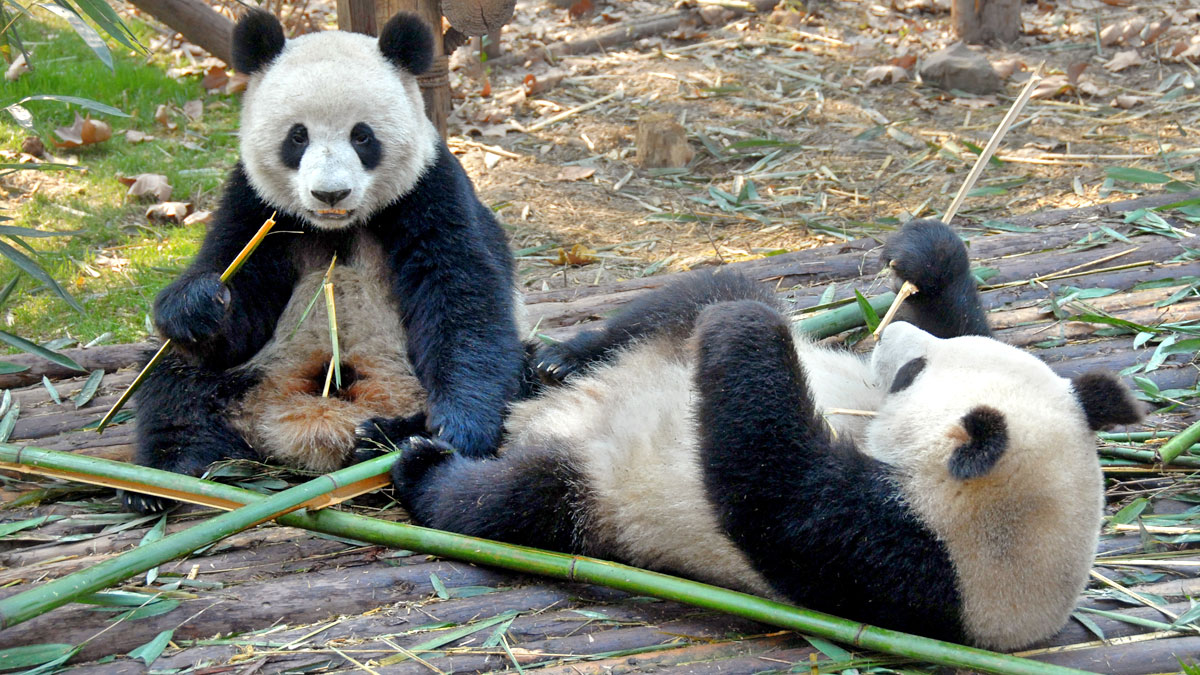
[125,130,155,144]
[146,201,193,224]
[155,104,177,131]
[120,173,173,202]
[183,100,203,122]
[1031,75,1072,100]
[557,166,596,182]
[889,53,918,70]
[200,65,229,91]
[568,0,592,19]
[1142,18,1171,45]
[226,73,250,95]
[183,210,212,227]
[54,113,113,149]
[864,65,908,85]
[5,54,29,82]
[524,69,568,96]
[1104,49,1146,72]
[1078,80,1110,97]
[1066,62,1088,86]
[1111,95,1144,109]
[554,244,597,266]
[21,136,45,158]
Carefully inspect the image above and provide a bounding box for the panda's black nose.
[311,189,350,206]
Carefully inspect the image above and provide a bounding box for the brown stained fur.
[232,237,426,471]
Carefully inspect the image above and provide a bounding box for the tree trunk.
[126,0,234,65]
[951,0,1020,44]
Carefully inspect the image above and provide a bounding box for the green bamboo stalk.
[1099,445,1200,468]
[1157,419,1200,464]
[0,444,1091,675]
[0,448,395,629]
[796,291,895,338]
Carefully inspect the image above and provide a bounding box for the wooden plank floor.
[2,192,1199,673]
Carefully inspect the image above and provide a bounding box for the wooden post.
[336,0,378,35]
[375,0,450,139]
[952,0,1020,44]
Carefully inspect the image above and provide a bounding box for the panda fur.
[390,219,1144,651]
[127,11,524,512]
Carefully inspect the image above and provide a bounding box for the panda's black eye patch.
[889,357,926,393]
[350,122,382,170]
[281,123,308,169]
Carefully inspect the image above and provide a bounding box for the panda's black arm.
[153,166,300,369]
[691,299,967,641]
[881,219,991,338]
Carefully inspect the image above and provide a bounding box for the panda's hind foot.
[390,436,458,503]
[353,412,429,463]
[532,341,586,385]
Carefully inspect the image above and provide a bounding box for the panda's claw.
[121,489,177,515]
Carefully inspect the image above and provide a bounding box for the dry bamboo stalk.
[872,74,1043,340]
[96,213,278,431]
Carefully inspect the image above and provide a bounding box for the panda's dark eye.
[889,357,927,394]
[289,124,308,145]
[350,122,382,170]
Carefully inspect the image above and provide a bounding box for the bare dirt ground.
[435,0,1200,291]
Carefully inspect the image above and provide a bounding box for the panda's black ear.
[948,406,1008,480]
[232,10,286,75]
[1072,371,1145,430]
[378,13,433,75]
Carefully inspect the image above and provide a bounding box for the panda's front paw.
[391,436,458,502]
[121,489,178,515]
[880,219,972,296]
[154,272,232,349]
[353,413,429,463]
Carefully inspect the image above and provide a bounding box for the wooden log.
[126,0,235,65]
[0,344,149,390]
[1030,635,1200,673]
[443,0,514,37]
[953,0,1020,44]
[532,635,807,675]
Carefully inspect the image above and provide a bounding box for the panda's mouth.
[312,208,355,221]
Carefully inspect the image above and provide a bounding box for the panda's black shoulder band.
[378,13,434,75]
[232,9,286,75]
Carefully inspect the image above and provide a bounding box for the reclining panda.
[126,11,525,512]
[387,220,1142,650]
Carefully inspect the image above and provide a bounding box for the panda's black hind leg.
[127,353,257,514]
[534,269,775,384]
[352,412,429,463]
[880,219,990,338]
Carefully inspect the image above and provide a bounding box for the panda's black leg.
[391,437,591,554]
[880,219,990,338]
[535,269,775,384]
[127,354,257,514]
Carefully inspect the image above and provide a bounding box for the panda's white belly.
[233,238,426,471]
[506,339,774,597]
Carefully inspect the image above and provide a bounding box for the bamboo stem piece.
[96,213,278,432]
[876,74,1042,338]
[0,447,395,629]
[1099,444,1200,468]
[1157,419,1200,464]
[795,291,896,337]
[0,444,1090,675]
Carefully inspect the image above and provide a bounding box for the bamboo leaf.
[0,400,21,443]
[0,515,64,537]
[79,591,168,607]
[0,362,28,375]
[39,2,113,69]
[854,289,880,332]
[14,94,128,118]
[142,514,168,585]
[804,635,853,661]
[1107,167,1174,184]
[109,598,179,622]
[1110,498,1148,525]
[0,225,80,239]
[0,644,76,670]
[73,369,104,408]
[0,330,84,371]
[0,239,84,313]
[1169,602,1200,629]
[41,376,61,405]
[54,0,142,52]
[128,629,174,665]
[817,283,836,306]
[430,572,449,599]
[1070,612,1105,641]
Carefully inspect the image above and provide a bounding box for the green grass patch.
[1,14,240,346]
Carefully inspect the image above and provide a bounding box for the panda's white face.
[239,30,438,230]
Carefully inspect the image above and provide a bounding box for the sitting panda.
[389,220,1143,651]
[126,11,525,513]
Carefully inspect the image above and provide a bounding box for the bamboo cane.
[95,213,278,432]
[0,448,395,629]
[1156,418,1200,465]
[0,444,1092,675]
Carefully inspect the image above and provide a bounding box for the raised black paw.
[880,219,972,296]
[154,272,231,349]
[121,489,178,515]
[353,412,429,463]
[532,341,585,385]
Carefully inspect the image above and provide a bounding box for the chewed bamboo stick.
[873,73,1042,340]
[96,213,277,432]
